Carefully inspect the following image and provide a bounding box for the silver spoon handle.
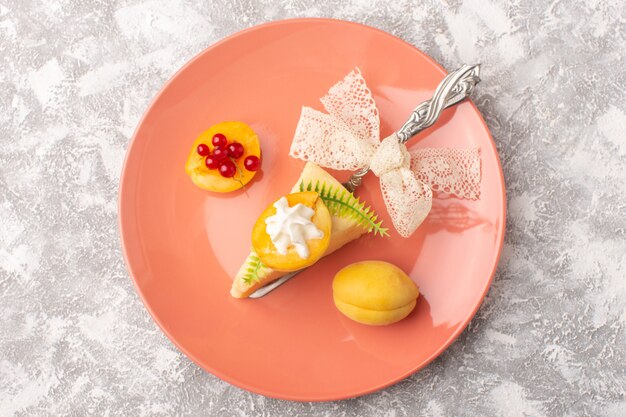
[397,63,481,142]
[343,64,481,192]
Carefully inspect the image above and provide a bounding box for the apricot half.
[333,261,419,325]
[252,191,331,271]
[185,121,261,192]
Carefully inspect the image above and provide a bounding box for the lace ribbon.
[290,69,481,237]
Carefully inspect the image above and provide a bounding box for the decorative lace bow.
[290,69,481,238]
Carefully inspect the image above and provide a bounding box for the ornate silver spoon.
[249,64,481,298]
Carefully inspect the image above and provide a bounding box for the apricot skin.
[252,192,331,272]
[332,261,419,326]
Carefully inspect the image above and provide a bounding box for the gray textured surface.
[1,0,625,415]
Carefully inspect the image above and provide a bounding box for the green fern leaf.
[242,254,266,285]
[299,180,389,237]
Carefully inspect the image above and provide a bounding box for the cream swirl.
[264,197,324,259]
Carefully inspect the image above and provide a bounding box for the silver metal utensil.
[248,271,300,298]
[342,64,481,192]
[249,64,481,299]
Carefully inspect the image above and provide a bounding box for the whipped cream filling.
[265,197,324,259]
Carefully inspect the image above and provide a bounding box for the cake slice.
[231,163,370,298]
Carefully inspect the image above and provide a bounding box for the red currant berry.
[212,133,227,148]
[212,147,228,160]
[218,160,236,178]
[197,143,210,156]
[205,155,219,169]
[244,155,260,171]
[226,142,244,159]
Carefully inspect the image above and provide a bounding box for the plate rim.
[118,17,507,402]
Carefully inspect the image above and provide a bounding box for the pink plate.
[119,18,505,401]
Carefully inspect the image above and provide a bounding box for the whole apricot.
[333,261,419,325]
